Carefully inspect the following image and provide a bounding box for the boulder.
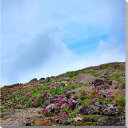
[93,79,112,90]
[100,104,118,116]
[46,104,57,113]
[80,103,118,116]
[71,100,78,109]
[73,116,83,122]
[92,73,112,89]
[29,78,38,83]
[100,117,125,126]
[77,74,97,84]
[80,104,100,115]
[63,119,73,125]
[71,95,77,100]
[61,103,67,108]
[39,78,45,81]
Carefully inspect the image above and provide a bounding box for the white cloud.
[1,0,125,86]
[1,27,74,85]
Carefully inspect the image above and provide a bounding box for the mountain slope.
[0,62,125,126]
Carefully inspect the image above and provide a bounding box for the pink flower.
[55,119,59,121]
[13,91,17,94]
[61,112,67,117]
[92,98,97,102]
[68,80,73,83]
[54,98,59,103]
[68,100,73,106]
[27,93,31,96]
[33,102,37,106]
[91,87,95,91]
[23,86,29,88]
[116,90,121,93]
[22,92,31,96]
[96,93,101,96]
[108,93,114,98]
[22,92,27,95]
[48,102,51,105]
[42,94,45,97]
[70,89,72,92]
[43,91,47,94]
[20,99,25,103]
[65,89,68,92]
[31,96,34,99]
[47,86,53,89]
[56,85,60,88]
[56,106,63,110]
[59,97,64,103]
[82,91,88,95]
[9,95,14,98]
[43,108,49,114]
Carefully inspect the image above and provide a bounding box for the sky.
[1,0,125,86]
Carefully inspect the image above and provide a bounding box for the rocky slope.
[0,62,125,126]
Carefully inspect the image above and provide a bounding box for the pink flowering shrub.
[68,100,73,106]
[56,106,63,110]
[9,95,14,98]
[91,87,95,91]
[43,91,47,94]
[20,99,25,103]
[108,93,114,98]
[58,97,64,103]
[43,108,53,117]
[116,90,121,93]
[92,98,97,102]
[96,93,101,96]
[47,86,54,89]
[43,108,49,114]
[61,112,67,117]
[83,91,88,95]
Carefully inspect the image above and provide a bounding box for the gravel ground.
[1,108,43,126]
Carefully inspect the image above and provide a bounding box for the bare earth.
[1,108,43,126]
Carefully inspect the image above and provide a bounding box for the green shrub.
[0,114,4,118]
[121,81,125,89]
[113,93,125,107]
[68,109,80,118]
[110,73,124,80]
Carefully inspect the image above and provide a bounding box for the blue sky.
[1,0,125,86]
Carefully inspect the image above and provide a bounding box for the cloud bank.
[1,0,125,86]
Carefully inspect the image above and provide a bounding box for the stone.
[29,78,38,83]
[39,77,51,84]
[100,104,118,116]
[80,105,100,115]
[39,78,45,81]
[63,119,73,125]
[93,102,101,107]
[65,93,71,99]
[73,117,83,122]
[100,117,125,126]
[80,103,118,116]
[61,81,67,83]
[112,80,119,89]
[60,83,66,87]
[77,74,97,84]
[71,95,77,100]
[46,104,57,113]
[61,103,67,108]
[63,97,68,102]
[93,78,112,90]
[71,100,78,109]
